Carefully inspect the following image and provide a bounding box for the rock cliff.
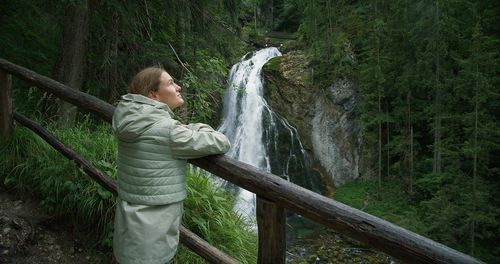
[263,51,361,187]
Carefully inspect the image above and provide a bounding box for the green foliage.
[336,177,499,262]
[0,119,257,262]
[0,0,60,115]
[176,168,257,264]
[274,0,302,33]
[414,172,447,198]
[1,0,245,124]
[0,1,60,72]
[418,172,499,259]
[335,179,425,235]
[178,53,229,125]
[296,0,361,86]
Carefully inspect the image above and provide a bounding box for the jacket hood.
[112,94,174,141]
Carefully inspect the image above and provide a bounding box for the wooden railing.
[0,58,484,264]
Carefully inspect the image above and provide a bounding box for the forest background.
[0,0,499,263]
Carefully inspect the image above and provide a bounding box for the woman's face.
[149,71,184,109]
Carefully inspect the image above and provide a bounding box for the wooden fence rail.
[0,59,114,122]
[0,58,484,264]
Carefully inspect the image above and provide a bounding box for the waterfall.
[218,47,323,221]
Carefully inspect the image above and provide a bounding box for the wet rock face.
[263,52,315,152]
[312,80,361,186]
[264,51,361,187]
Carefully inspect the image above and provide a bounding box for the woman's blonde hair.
[128,67,165,96]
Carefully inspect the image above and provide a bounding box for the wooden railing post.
[257,196,285,264]
[0,70,13,137]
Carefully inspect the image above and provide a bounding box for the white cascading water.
[218,47,280,220]
[218,47,322,221]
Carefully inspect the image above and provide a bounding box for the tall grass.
[177,168,257,263]
[0,119,118,242]
[0,118,257,263]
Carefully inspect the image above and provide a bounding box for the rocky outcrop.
[263,51,315,151]
[263,51,361,187]
[311,79,361,186]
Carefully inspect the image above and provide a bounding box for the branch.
[167,41,192,74]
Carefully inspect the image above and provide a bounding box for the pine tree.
[358,0,390,198]
[455,5,500,255]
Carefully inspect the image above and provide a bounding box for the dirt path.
[0,186,109,264]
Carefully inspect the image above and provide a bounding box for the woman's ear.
[148,90,158,100]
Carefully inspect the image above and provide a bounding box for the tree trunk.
[470,49,479,257]
[375,2,382,197]
[404,1,414,201]
[327,1,333,54]
[0,70,12,137]
[432,0,442,174]
[105,11,120,103]
[54,0,89,128]
[270,0,274,26]
[254,1,258,30]
[433,83,442,173]
[407,91,414,200]
[378,93,382,197]
[143,0,153,41]
[176,5,187,59]
[386,100,390,179]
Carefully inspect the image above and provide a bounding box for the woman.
[112,67,230,264]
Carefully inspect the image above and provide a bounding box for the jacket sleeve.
[169,121,231,159]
